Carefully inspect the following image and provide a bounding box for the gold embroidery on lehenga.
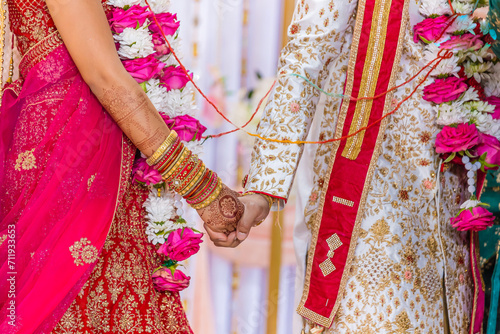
[14,148,36,171]
[70,238,99,266]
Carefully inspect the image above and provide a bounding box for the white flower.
[466,111,500,138]
[462,101,496,114]
[162,88,197,118]
[459,87,480,103]
[184,140,204,157]
[114,25,155,59]
[419,0,453,16]
[447,13,476,33]
[463,61,492,82]
[107,0,141,8]
[424,44,461,76]
[437,103,467,125]
[141,0,171,13]
[460,199,480,209]
[143,189,177,224]
[144,79,168,112]
[158,35,182,66]
[450,1,474,15]
[483,63,500,97]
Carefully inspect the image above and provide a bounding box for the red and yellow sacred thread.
[144,0,455,145]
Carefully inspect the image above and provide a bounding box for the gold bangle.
[190,178,223,210]
[146,130,178,166]
[178,163,206,197]
[162,147,190,180]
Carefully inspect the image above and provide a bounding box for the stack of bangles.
[146,130,222,210]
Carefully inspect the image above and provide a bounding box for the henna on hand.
[197,184,245,235]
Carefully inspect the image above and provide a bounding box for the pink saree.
[0,33,132,333]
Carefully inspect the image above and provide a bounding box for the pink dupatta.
[0,37,133,333]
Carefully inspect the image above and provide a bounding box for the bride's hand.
[202,193,270,248]
[196,184,244,235]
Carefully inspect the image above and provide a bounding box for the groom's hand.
[204,194,271,248]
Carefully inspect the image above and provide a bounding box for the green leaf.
[443,152,456,163]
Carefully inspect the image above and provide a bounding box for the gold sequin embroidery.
[87,174,96,191]
[70,238,99,266]
[14,148,36,171]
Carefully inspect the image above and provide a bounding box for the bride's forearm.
[46,0,169,156]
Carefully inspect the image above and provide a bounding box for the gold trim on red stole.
[297,0,410,327]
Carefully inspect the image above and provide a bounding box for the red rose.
[122,55,165,83]
[413,15,450,43]
[162,114,207,141]
[158,228,203,261]
[152,268,190,292]
[473,133,500,169]
[435,123,480,154]
[486,96,500,120]
[108,5,150,34]
[423,77,468,104]
[152,33,171,56]
[160,66,192,91]
[148,12,180,36]
[450,206,495,231]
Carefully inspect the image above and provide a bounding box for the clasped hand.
[197,191,271,248]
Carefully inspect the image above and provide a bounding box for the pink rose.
[473,133,500,168]
[423,77,468,104]
[413,15,450,43]
[160,66,192,91]
[152,268,190,292]
[435,123,481,154]
[158,228,203,261]
[162,114,207,141]
[440,34,484,52]
[486,96,500,120]
[108,5,150,34]
[148,12,180,36]
[122,55,165,83]
[152,33,171,56]
[132,158,162,185]
[450,206,495,231]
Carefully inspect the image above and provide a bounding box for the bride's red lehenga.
[0,1,192,333]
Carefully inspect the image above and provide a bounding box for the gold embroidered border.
[342,0,392,160]
[331,196,354,207]
[296,0,410,328]
[19,31,63,78]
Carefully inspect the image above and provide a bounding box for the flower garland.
[107,0,207,292]
[414,0,499,231]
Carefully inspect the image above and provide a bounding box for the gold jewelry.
[146,130,178,166]
[243,191,274,209]
[190,177,223,210]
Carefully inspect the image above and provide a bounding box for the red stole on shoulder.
[297,0,409,327]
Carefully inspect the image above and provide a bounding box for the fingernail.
[237,232,247,240]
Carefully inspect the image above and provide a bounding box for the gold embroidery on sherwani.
[69,238,99,266]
